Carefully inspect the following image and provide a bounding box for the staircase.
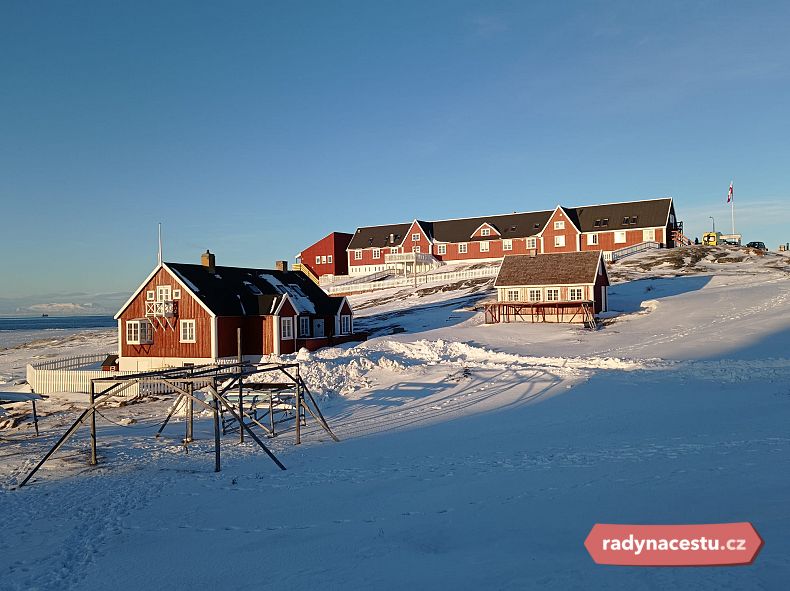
[581,302,598,330]
[293,263,320,285]
[607,241,660,262]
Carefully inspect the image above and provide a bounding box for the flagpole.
[730,180,735,235]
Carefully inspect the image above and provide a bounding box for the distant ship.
[41,314,49,317]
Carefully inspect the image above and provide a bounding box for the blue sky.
[2,1,789,312]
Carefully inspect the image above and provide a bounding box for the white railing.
[145,300,177,317]
[607,241,660,262]
[323,265,499,295]
[27,353,108,371]
[384,252,439,265]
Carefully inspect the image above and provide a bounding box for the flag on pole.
[727,181,734,203]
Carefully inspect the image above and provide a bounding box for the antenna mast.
[157,223,163,265]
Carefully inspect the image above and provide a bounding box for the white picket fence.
[26,354,238,397]
[322,265,499,295]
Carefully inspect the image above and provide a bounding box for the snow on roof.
[169,266,201,294]
[259,273,316,314]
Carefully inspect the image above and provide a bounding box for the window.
[593,219,601,228]
[622,216,630,225]
[412,246,421,253]
[546,288,560,302]
[569,287,583,301]
[299,316,310,337]
[321,255,327,264]
[458,243,468,254]
[315,255,322,265]
[554,235,565,248]
[526,237,537,249]
[588,233,598,245]
[390,247,399,254]
[481,228,491,237]
[643,229,655,241]
[631,216,638,224]
[412,233,420,242]
[601,218,609,227]
[354,250,362,260]
[156,285,171,302]
[146,290,155,301]
[503,239,512,251]
[281,317,293,340]
[126,320,153,345]
[437,244,447,255]
[180,319,196,343]
[372,248,381,259]
[341,314,352,334]
[554,221,565,230]
[528,288,542,302]
[615,231,627,244]
[479,241,490,252]
[327,255,333,264]
[506,289,520,301]
[172,289,181,300]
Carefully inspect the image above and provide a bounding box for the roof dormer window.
[481,228,491,237]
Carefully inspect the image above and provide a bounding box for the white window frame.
[299,316,310,337]
[146,290,155,301]
[554,235,565,248]
[502,239,512,251]
[554,220,565,230]
[569,287,583,301]
[280,317,294,340]
[327,255,333,264]
[372,248,381,260]
[643,229,656,242]
[506,289,520,302]
[126,320,153,345]
[315,255,321,265]
[179,319,196,343]
[354,250,362,260]
[458,243,468,254]
[172,289,181,300]
[341,314,352,334]
[156,285,171,302]
[412,233,421,242]
[321,255,327,264]
[526,237,537,249]
[390,247,399,254]
[412,246,421,253]
[481,228,491,237]
[546,288,560,302]
[479,241,490,252]
[615,231,627,244]
[437,244,447,255]
[587,233,598,246]
[528,288,542,302]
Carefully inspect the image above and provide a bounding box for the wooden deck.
[483,300,597,327]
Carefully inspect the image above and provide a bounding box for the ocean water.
[0,315,115,349]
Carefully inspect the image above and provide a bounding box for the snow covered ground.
[1,246,789,589]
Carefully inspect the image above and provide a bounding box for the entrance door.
[313,319,325,337]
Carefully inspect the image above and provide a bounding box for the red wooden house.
[114,251,364,372]
[295,231,353,282]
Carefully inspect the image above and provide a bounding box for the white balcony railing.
[145,300,177,318]
[384,252,439,265]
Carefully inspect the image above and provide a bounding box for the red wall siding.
[300,232,353,278]
[278,299,297,355]
[120,267,212,359]
[541,209,580,254]
[437,237,538,262]
[580,227,665,252]
[216,316,271,357]
[400,221,432,254]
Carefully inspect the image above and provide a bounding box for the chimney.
[389,233,395,244]
[275,260,288,272]
[201,249,216,273]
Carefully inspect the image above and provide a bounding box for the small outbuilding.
[485,251,609,325]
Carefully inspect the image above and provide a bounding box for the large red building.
[340,198,681,276]
[115,251,364,371]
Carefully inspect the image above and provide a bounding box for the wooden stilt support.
[185,382,193,443]
[237,327,244,444]
[89,382,97,466]
[31,398,39,437]
[156,393,184,438]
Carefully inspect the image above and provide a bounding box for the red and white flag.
[727,182,734,203]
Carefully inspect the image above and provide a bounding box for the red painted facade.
[299,232,353,278]
[540,208,581,254]
[119,267,213,360]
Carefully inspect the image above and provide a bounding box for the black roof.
[432,210,553,242]
[166,263,344,317]
[348,222,413,249]
[571,198,673,232]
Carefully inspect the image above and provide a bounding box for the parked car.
[747,241,768,251]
